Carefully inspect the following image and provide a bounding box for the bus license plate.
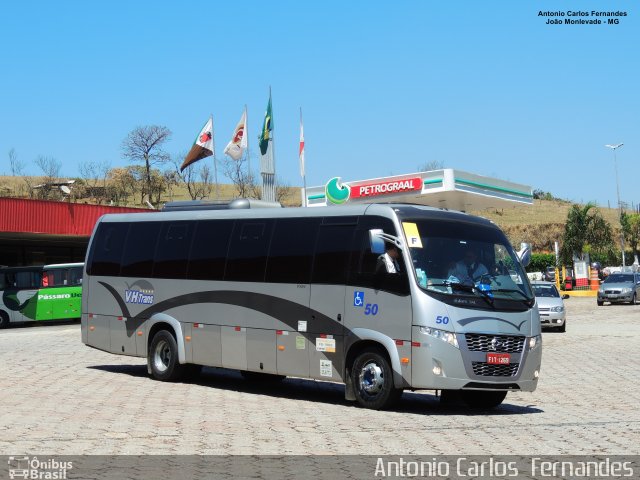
[487,353,510,365]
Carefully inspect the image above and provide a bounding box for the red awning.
[0,198,150,236]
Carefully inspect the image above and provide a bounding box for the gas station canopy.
[304,169,532,212]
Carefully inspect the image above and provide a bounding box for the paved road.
[1,298,639,455]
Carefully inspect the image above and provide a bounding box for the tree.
[79,160,111,204]
[173,153,215,200]
[33,155,62,200]
[560,203,614,264]
[106,167,138,206]
[8,148,25,176]
[222,155,258,199]
[121,125,171,206]
[621,212,640,260]
[418,160,444,172]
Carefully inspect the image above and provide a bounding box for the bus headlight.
[420,327,459,349]
[529,335,542,351]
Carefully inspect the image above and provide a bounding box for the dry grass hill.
[471,199,622,252]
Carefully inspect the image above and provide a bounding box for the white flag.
[224,109,247,161]
[299,115,305,177]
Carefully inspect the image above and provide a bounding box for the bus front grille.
[465,334,525,353]
[472,362,519,377]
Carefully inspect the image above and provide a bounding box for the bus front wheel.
[148,330,185,381]
[352,348,402,410]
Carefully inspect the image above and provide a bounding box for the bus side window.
[225,220,275,282]
[15,271,40,289]
[265,218,320,284]
[69,267,83,286]
[87,223,129,276]
[153,221,195,279]
[348,217,409,295]
[120,222,162,278]
[187,220,234,281]
[311,221,355,285]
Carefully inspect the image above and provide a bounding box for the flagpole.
[211,114,219,199]
[269,86,276,202]
[300,107,307,207]
[244,104,250,182]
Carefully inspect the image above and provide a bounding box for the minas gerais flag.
[259,95,273,156]
[223,108,248,161]
[180,117,214,171]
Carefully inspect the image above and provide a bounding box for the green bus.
[0,263,83,328]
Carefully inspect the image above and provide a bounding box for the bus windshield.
[402,218,533,304]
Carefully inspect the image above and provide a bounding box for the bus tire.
[460,390,507,409]
[352,348,402,410]
[0,311,9,329]
[148,330,185,382]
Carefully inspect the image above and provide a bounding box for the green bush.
[526,253,556,273]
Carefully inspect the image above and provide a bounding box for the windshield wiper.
[492,288,533,303]
[427,281,494,306]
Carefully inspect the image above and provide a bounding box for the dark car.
[597,273,640,305]
[544,266,556,282]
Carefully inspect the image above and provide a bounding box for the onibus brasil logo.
[325,177,351,205]
[7,456,73,479]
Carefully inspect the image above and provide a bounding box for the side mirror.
[562,294,570,299]
[517,242,532,267]
[369,229,403,255]
[369,229,385,255]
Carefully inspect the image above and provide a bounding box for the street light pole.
[605,143,625,267]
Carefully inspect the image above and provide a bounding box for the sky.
[0,1,637,208]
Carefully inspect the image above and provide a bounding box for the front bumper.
[410,326,541,392]
[539,312,566,328]
[598,293,633,303]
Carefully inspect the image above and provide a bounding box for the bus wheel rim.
[153,340,171,372]
[358,361,384,395]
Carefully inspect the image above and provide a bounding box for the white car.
[532,281,569,332]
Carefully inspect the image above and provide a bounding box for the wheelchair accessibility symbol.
[353,291,364,307]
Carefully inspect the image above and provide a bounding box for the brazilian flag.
[259,94,273,155]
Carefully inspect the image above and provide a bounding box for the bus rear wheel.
[461,390,507,409]
[0,311,9,329]
[352,348,402,410]
[149,330,185,381]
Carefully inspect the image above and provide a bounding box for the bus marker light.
[411,341,421,347]
[401,357,409,364]
[185,336,191,342]
[235,326,241,331]
[395,340,404,346]
[278,345,285,351]
[137,331,143,336]
[89,326,95,331]
[276,330,283,335]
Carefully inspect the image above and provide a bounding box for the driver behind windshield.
[447,247,488,286]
